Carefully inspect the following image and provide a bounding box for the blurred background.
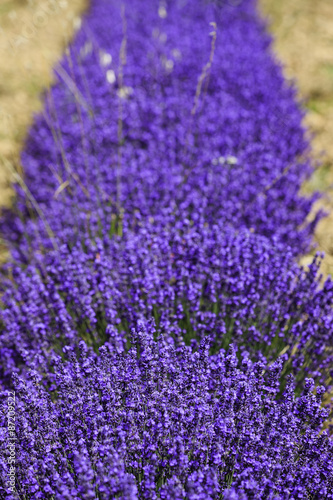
[0,0,332,273]
[260,0,333,276]
[0,0,87,205]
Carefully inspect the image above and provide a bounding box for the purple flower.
[0,0,320,259]
[0,1,331,498]
[1,223,332,388]
[0,326,332,499]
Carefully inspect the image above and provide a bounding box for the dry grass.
[0,0,87,205]
[0,0,87,261]
[259,0,333,275]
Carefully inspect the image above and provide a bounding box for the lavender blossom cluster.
[0,0,333,498]
[1,327,333,499]
[1,221,333,387]
[0,0,321,259]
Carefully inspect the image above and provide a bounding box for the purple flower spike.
[0,325,332,498]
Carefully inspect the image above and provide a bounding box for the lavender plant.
[0,326,332,499]
[1,222,333,389]
[0,0,320,260]
[0,0,332,498]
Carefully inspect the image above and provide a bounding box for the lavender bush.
[1,222,333,388]
[1,327,332,499]
[1,0,333,498]
[1,0,321,260]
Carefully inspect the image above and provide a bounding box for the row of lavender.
[1,0,333,498]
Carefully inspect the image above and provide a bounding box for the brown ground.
[259,0,333,274]
[0,0,88,186]
[0,0,87,260]
[0,0,333,273]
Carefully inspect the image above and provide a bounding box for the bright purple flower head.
[0,325,332,499]
[1,222,333,389]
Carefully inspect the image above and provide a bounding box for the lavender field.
[1,0,333,498]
